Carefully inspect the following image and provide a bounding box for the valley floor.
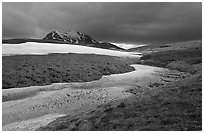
[2,64,188,131]
[2,40,202,131]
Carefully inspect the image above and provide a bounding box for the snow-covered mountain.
[43,30,99,44]
[3,30,125,51]
[42,30,125,50]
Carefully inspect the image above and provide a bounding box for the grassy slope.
[139,47,202,74]
[38,41,202,131]
[127,40,201,53]
[3,53,138,89]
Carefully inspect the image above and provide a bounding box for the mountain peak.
[43,30,99,44]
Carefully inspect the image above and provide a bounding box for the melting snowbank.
[2,42,141,57]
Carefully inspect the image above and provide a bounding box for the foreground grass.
[3,53,137,89]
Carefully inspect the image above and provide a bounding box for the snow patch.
[111,42,148,50]
[65,31,80,38]
[3,42,142,57]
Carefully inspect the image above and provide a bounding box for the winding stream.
[2,64,187,131]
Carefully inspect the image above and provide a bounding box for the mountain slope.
[89,42,125,50]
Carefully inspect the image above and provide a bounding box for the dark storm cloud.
[2,2,202,44]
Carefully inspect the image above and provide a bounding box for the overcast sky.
[2,2,202,44]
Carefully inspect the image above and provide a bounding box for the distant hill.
[93,42,125,50]
[127,44,166,52]
[127,40,202,53]
[2,30,125,51]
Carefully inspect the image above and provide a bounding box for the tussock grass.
[3,53,137,89]
[139,48,202,74]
